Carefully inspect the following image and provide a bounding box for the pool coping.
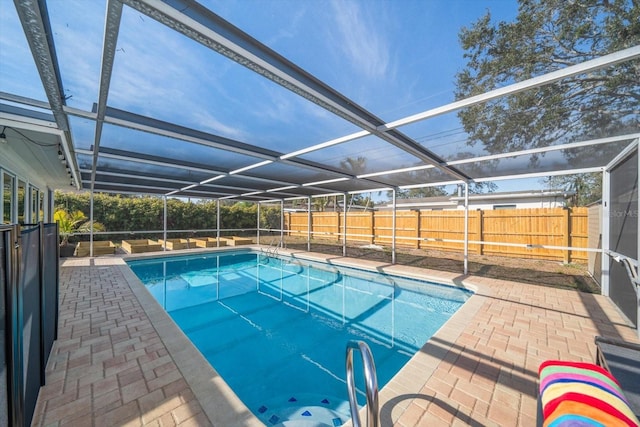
[120,254,262,426]
[121,245,484,426]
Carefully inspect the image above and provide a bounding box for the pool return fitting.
[346,340,379,427]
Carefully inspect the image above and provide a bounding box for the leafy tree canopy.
[54,191,282,235]
[393,187,447,199]
[542,172,602,206]
[456,0,639,155]
[392,182,497,199]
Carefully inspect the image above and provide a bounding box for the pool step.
[256,394,349,427]
[270,405,345,426]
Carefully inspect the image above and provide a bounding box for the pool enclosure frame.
[1,0,638,335]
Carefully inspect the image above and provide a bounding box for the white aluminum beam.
[463,183,469,275]
[343,193,347,257]
[13,1,68,130]
[79,169,199,186]
[447,134,640,167]
[605,138,639,170]
[0,91,51,111]
[91,0,123,192]
[13,1,81,187]
[307,196,311,252]
[472,167,604,183]
[384,46,640,130]
[69,106,389,195]
[256,202,260,244]
[163,196,167,252]
[602,161,612,297]
[122,0,471,182]
[75,148,227,175]
[392,189,396,264]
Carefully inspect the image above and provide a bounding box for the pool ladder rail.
[261,239,285,260]
[346,340,379,427]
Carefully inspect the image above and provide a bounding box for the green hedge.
[54,192,281,238]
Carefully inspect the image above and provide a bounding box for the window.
[17,180,26,224]
[30,185,39,224]
[493,204,516,210]
[3,172,14,224]
[39,191,45,221]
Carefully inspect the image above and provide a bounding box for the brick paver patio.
[31,250,639,426]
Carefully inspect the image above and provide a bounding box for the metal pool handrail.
[346,340,379,427]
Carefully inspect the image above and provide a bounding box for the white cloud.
[190,110,248,140]
[328,0,391,80]
[42,1,107,109]
[264,7,307,47]
[248,82,297,124]
[103,7,253,138]
[0,2,49,99]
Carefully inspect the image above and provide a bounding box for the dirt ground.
[283,239,601,294]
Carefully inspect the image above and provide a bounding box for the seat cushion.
[538,360,640,426]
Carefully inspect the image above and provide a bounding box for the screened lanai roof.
[1,0,639,201]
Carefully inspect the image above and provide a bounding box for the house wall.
[389,194,570,211]
[452,196,568,210]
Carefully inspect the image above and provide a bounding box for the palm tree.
[54,209,105,247]
[340,156,368,211]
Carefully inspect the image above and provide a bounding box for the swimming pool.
[127,250,473,426]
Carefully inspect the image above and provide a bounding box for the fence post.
[374,211,381,246]
[563,207,570,264]
[413,210,420,248]
[369,211,374,244]
[416,210,422,249]
[477,210,484,255]
[335,212,341,242]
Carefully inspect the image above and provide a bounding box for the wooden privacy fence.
[285,207,589,263]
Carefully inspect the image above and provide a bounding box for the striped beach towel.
[538,360,639,426]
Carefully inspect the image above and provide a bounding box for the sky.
[1,0,555,195]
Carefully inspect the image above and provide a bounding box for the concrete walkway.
[31,251,639,426]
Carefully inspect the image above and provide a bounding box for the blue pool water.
[128,250,472,426]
